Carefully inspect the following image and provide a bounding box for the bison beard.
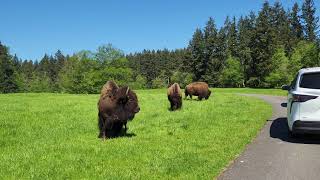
[97,81,140,139]
[167,83,182,111]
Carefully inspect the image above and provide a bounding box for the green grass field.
[0,89,276,179]
[213,88,287,96]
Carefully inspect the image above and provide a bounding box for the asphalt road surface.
[218,94,320,180]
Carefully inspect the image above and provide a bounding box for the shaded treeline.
[0,0,319,93]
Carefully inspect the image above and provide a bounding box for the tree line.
[0,0,319,93]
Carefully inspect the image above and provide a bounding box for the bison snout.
[135,107,140,113]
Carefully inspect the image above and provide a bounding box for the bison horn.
[125,87,130,95]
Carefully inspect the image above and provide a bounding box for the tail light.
[292,94,318,102]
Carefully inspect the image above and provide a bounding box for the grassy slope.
[0,90,272,179]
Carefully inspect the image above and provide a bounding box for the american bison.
[185,82,211,100]
[97,81,140,139]
[167,83,182,110]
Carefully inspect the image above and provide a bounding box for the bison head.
[115,86,140,121]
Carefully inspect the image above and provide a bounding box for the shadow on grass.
[184,98,207,101]
[101,128,137,140]
[270,117,320,144]
[119,132,136,138]
[167,107,183,111]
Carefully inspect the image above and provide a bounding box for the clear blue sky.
[1,0,318,61]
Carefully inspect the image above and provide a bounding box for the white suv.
[282,67,320,136]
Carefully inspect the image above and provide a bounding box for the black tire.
[289,130,298,138]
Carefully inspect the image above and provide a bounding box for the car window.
[299,73,320,89]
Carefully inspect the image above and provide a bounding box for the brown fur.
[167,83,182,110]
[100,80,119,98]
[97,81,140,139]
[185,82,211,100]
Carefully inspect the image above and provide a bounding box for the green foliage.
[95,43,124,63]
[128,75,147,89]
[220,56,244,87]
[302,0,319,42]
[249,2,276,87]
[170,71,193,88]
[289,41,319,80]
[246,77,261,88]
[0,43,18,93]
[58,56,80,93]
[289,3,304,43]
[152,71,168,89]
[101,66,133,87]
[265,47,290,88]
[29,72,51,92]
[188,28,206,81]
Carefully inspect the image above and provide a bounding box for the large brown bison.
[185,82,211,100]
[167,83,182,111]
[97,81,140,139]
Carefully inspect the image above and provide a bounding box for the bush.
[246,77,261,88]
[265,47,290,88]
[129,75,147,89]
[220,56,244,87]
[170,71,193,88]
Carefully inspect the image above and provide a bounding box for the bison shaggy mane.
[167,83,182,111]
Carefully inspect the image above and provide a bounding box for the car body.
[282,67,320,135]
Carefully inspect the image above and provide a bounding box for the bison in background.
[97,81,140,139]
[167,83,182,111]
[185,82,211,100]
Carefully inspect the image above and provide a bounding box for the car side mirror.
[281,85,290,91]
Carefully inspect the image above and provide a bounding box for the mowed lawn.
[0,89,274,179]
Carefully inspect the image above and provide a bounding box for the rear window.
[299,73,320,89]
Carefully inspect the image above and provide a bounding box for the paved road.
[218,94,320,180]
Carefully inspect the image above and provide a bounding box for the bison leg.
[177,98,182,109]
[112,122,123,137]
[170,102,175,111]
[198,96,203,101]
[98,113,106,138]
[124,122,128,133]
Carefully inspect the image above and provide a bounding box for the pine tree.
[302,0,319,42]
[238,14,255,86]
[203,17,219,84]
[37,54,51,91]
[249,2,276,87]
[290,3,304,41]
[188,28,205,81]
[55,50,65,71]
[0,42,18,93]
[227,16,239,57]
[270,1,291,55]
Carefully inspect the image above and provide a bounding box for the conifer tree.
[188,28,205,81]
[0,42,18,93]
[302,0,319,42]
